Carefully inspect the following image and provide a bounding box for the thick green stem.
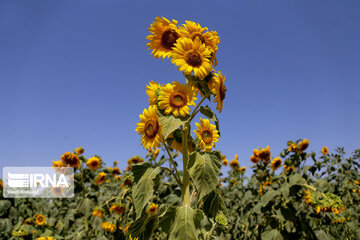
[181,123,190,205]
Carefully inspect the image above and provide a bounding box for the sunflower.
[113,161,118,166]
[168,129,194,153]
[135,105,163,151]
[92,208,104,218]
[209,71,226,113]
[230,159,240,170]
[51,187,63,196]
[193,118,219,151]
[147,17,181,59]
[288,144,298,152]
[52,160,64,168]
[95,172,106,185]
[222,155,228,166]
[153,148,160,158]
[259,146,271,162]
[86,157,101,170]
[239,166,246,174]
[158,81,197,117]
[171,37,212,79]
[74,147,84,155]
[34,214,46,226]
[101,222,116,233]
[250,155,260,164]
[128,156,144,165]
[146,203,159,215]
[321,146,329,155]
[109,203,125,215]
[146,80,162,105]
[270,157,282,171]
[299,138,309,152]
[61,152,80,168]
[179,21,220,66]
[111,167,121,176]
[24,218,32,225]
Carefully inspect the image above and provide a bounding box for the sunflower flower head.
[147,17,181,59]
[270,157,282,171]
[74,147,84,155]
[146,203,159,215]
[299,138,309,152]
[135,105,163,151]
[92,208,104,218]
[86,156,101,170]
[158,81,197,117]
[109,203,125,215]
[259,146,271,162]
[52,160,64,168]
[34,214,46,226]
[111,167,121,176]
[230,157,240,170]
[209,71,226,113]
[222,155,228,166]
[288,143,298,152]
[321,146,329,155]
[171,37,212,79]
[95,172,107,185]
[250,155,260,164]
[61,152,80,168]
[146,80,163,105]
[193,118,219,151]
[101,222,116,233]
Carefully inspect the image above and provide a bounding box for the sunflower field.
[1,17,360,240]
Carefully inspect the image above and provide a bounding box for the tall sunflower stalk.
[134,17,226,239]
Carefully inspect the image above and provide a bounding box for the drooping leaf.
[132,162,152,183]
[315,230,330,240]
[203,190,226,218]
[158,205,177,234]
[169,206,198,240]
[128,214,158,240]
[261,229,283,240]
[78,198,95,217]
[133,167,161,219]
[261,189,280,207]
[158,113,188,139]
[189,151,222,200]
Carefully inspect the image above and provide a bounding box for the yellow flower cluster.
[101,222,116,233]
[136,18,226,153]
[147,17,220,78]
[288,139,310,153]
[74,146,84,155]
[95,172,107,185]
[251,146,271,164]
[60,152,81,168]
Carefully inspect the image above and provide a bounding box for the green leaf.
[133,167,161,219]
[169,206,198,240]
[261,189,280,207]
[132,162,152,183]
[159,113,188,139]
[199,105,220,134]
[0,200,11,217]
[189,151,222,200]
[203,191,226,218]
[158,205,177,234]
[0,218,12,234]
[315,230,330,240]
[129,214,158,240]
[78,198,95,217]
[261,229,283,240]
[288,173,307,187]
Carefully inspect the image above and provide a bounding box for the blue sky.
[1,0,360,178]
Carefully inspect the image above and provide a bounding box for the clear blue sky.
[1,0,360,178]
